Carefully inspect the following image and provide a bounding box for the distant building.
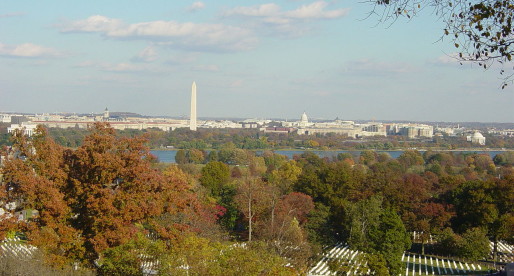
[388,124,433,138]
[7,122,38,137]
[103,108,110,121]
[0,114,12,123]
[10,116,29,125]
[241,122,260,128]
[467,132,486,145]
[488,129,514,137]
[300,112,309,127]
[289,111,387,137]
[263,127,295,134]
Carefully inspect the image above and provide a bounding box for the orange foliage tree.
[0,123,214,267]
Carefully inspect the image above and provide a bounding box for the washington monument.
[190,81,197,131]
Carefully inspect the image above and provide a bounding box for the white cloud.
[225,3,281,17]
[0,12,25,18]
[285,2,349,19]
[164,53,198,65]
[0,42,64,58]
[344,59,417,75]
[103,63,143,72]
[187,2,205,12]
[191,64,220,72]
[132,46,158,62]
[223,1,349,37]
[58,15,257,52]
[230,80,244,88]
[430,54,461,66]
[60,15,124,33]
[75,60,149,73]
[75,61,97,68]
[225,1,347,19]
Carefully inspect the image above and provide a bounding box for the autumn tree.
[234,177,271,241]
[0,123,213,269]
[186,148,206,164]
[0,126,84,266]
[266,192,314,269]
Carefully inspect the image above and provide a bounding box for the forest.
[0,123,512,275]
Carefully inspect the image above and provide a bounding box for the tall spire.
[190,81,197,131]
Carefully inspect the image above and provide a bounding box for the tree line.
[3,126,514,150]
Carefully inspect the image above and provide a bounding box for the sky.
[1,1,513,123]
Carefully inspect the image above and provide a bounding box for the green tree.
[359,150,377,166]
[397,150,424,170]
[175,149,188,164]
[434,227,461,256]
[305,202,336,246]
[98,234,165,276]
[347,195,383,250]
[207,150,219,162]
[200,161,230,198]
[347,195,410,275]
[450,180,498,232]
[458,227,490,261]
[369,209,411,275]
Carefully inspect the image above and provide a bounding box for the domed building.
[468,131,486,145]
[300,112,309,127]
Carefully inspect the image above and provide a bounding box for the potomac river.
[150,150,507,164]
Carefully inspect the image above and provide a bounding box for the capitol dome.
[301,112,308,123]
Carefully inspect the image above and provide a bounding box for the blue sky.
[1,1,513,122]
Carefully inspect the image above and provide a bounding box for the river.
[150,149,508,163]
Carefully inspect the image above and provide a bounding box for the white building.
[389,124,434,138]
[467,132,486,145]
[0,114,12,123]
[7,123,38,137]
[289,112,386,137]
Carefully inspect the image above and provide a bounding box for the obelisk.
[190,81,197,131]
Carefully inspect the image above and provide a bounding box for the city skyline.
[1,1,513,123]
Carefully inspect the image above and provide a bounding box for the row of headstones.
[489,241,514,263]
[0,237,37,259]
[412,233,514,258]
[308,243,368,276]
[490,240,514,254]
[401,252,483,276]
[309,244,490,276]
